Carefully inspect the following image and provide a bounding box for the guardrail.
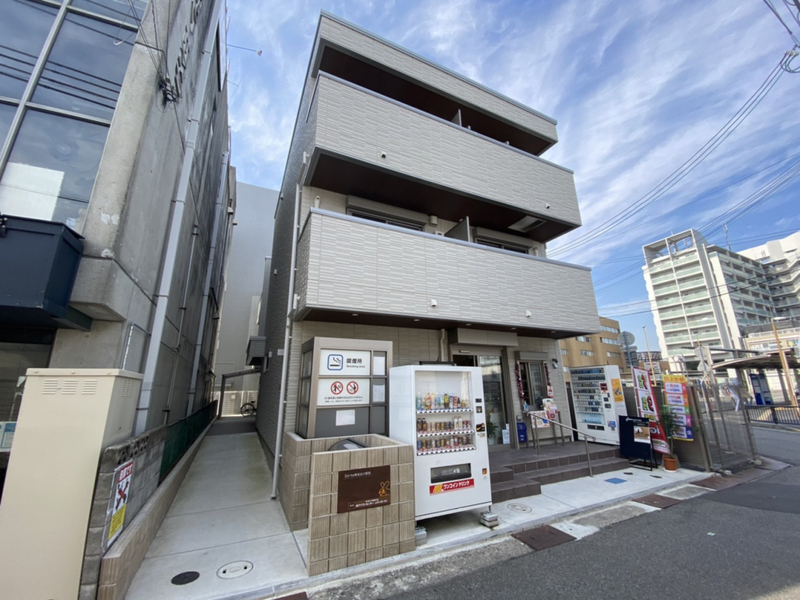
[745,404,800,426]
[160,401,217,481]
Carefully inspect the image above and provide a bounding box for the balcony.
[0,215,90,329]
[295,209,599,337]
[305,75,581,243]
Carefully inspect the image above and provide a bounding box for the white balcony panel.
[313,76,581,228]
[296,211,598,332]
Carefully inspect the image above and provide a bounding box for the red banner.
[430,478,474,495]
[632,367,670,454]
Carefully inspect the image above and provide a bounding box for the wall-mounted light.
[525,310,532,318]
[430,299,438,307]
[552,358,559,368]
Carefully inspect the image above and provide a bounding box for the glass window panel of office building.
[0,0,141,229]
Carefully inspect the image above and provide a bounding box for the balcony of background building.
[294,209,599,337]
[303,74,581,243]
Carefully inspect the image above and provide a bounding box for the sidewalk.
[125,424,773,600]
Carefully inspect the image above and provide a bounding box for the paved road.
[382,427,800,600]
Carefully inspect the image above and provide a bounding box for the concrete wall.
[50,0,233,429]
[80,426,166,600]
[214,183,278,392]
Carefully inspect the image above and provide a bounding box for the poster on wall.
[662,374,693,441]
[106,460,134,547]
[632,367,670,454]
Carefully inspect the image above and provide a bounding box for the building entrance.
[453,353,508,446]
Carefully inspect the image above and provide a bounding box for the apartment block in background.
[740,230,800,319]
[560,317,627,376]
[257,12,601,464]
[643,230,774,372]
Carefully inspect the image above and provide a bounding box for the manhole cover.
[171,571,200,585]
[507,503,532,513]
[217,561,254,579]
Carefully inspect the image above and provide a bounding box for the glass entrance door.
[453,353,508,446]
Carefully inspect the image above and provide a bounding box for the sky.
[223,0,800,352]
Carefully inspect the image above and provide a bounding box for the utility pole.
[772,318,797,406]
[642,326,657,386]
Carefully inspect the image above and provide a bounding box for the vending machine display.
[389,365,492,520]
[568,365,627,445]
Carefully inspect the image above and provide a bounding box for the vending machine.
[389,365,492,520]
[568,365,627,445]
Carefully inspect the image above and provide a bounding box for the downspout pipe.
[186,148,231,416]
[271,154,307,499]
[135,0,223,434]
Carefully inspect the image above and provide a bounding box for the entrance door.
[453,354,508,446]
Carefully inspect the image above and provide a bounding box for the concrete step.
[490,478,542,504]
[496,447,622,478]
[490,456,630,503]
[532,457,629,485]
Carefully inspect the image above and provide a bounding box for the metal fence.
[745,404,800,426]
[693,383,757,471]
[159,400,217,481]
[217,390,258,417]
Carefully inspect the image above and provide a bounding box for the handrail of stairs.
[527,412,598,477]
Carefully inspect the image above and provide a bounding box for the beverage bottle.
[416,394,422,410]
[444,394,450,409]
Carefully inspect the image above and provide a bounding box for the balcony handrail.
[527,411,598,477]
[316,72,573,174]
[302,207,592,272]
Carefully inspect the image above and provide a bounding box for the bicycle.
[240,402,257,417]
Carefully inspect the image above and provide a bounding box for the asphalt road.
[384,427,800,600]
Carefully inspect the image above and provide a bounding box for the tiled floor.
[125,429,307,600]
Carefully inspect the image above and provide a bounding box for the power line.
[550,53,790,258]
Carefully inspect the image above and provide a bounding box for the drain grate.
[512,525,576,551]
[171,571,200,586]
[634,494,683,509]
[217,561,254,579]
[507,503,532,513]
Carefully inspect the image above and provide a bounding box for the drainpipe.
[135,0,223,434]
[165,225,199,420]
[440,329,447,362]
[186,149,231,416]
[271,154,307,499]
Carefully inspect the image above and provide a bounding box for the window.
[601,325,620,333]
[601,338,619,345]
[348,209,423,231]
[561,349,568,355]
[580,350,594,356]
[0,0,138,229]
[473,236,531,254]
[607,352,620,358]
[576,336,590,342]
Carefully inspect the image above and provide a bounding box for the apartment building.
[256,13,600,466]
[643,230,774,370]
[740,231,800,319]
[0,0,234,444]
[560,316,626,373]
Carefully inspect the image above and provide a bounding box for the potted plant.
[659,406,680,471]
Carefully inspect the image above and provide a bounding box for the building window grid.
[0,0,140,228]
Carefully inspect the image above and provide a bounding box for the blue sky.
[224,0,800,351]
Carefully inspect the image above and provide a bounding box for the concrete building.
[560,316,626,375]
[643,230,774,371]
[213,183,279,415]
[0,0,234,454]
[740,230,800,320]
[256,12,600,475]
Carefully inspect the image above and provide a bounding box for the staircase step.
[490,478,542,504]
[489,468,515,484]
[533,457,629,485]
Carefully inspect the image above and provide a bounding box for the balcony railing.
[295,209,599,333]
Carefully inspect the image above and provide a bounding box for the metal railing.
[745,404,800,426]
[527,412,599,477]
[160,400,218,482]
